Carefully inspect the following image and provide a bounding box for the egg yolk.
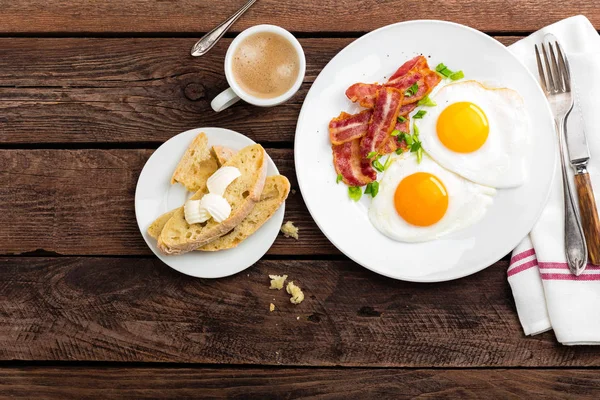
[436,102,489,153]
[394,172,448,227]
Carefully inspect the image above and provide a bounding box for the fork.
[535,35,588,276]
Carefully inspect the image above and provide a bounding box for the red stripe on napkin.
[507,259,538,277]
[540,272,600,281]
[510,249,536,265]
[538,262,600,271]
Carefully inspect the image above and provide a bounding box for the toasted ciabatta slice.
[147,146,236,241]
[158,144,267,255]
[147,175,290,246]
[212,145,236,166]
[171,133,219,192]
[199,175,290,251]
[148,210,175,239]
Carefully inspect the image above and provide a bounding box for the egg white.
[418,80,529,188]
[368,153,496,242]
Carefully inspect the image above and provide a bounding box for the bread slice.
[148,210,175,239]
[171,133,219,192]
[199,175,290,251]
[147,146,237,241]
[157,144,268,255]
[212,145,236,166]
[147,175,289,246]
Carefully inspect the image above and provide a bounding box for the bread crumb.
[296,316,300,320]
[286,281,304,305]
[269,303,275,312]
[269,274,288,290]
[281,221,299,239]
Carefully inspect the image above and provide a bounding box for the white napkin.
[508,15,600,345]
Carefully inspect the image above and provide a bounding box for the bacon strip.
[345,56,441,108]
[329,110,372,145]
[378,116,410,155]
[394,117,410,135]
[359,87,403,176]
[345,83,379,108]
[398,103,417,116]
[332,139,376,186]
[424,69,442,92]
[332,56,440,187]
[388,55,429,83]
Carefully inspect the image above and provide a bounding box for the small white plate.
[295,20,556,282]
[135,127,284,278]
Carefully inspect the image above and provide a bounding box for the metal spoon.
[190,0,258,57]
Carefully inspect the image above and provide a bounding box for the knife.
[567,117,600,265]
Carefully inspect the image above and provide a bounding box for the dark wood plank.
[2,256,600,366]
[0,149,337,256]
[0,37,520,144]
[2,367,600,399]
[1,1,598,34]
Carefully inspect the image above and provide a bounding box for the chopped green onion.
[416,147,423,163]
[365,181,379,198]
[435,63,447,72]
[395,147,404,155]
[372,158,385,173]
[417,95,437,107]
[413,110,427,119]
[435,63,454,77]
[410,140,422,153]
[400,133,413,146]
[449,70,465,81]
[413,123,420,137]
[367,151,378,159]
[364,182,374,195]
[382,156,393,171]
[336,173,343,184]
[397,115,407,123]
[348,186,362,201]
[439,67,453,78]
[404,83,419,97]
[391,129,400,137]
[435,62,464,80]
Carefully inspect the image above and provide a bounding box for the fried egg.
[419,80,528,188]
[369,153,496,242]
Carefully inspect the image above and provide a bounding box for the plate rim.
[294,19,556,282]
[135,127,284,279]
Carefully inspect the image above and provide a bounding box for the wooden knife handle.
[574,172,600,265]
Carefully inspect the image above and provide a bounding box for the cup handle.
[211,87,240,112]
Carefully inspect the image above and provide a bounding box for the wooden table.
[1,1,600,398]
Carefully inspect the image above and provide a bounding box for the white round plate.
[135,127,284,278]
[295,20,556,282]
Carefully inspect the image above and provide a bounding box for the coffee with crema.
[232,32,300,99]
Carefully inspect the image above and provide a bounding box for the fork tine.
[541,43,556,93]
[555,41,571,92]
[534,44,548,93]
[547,42,563,92]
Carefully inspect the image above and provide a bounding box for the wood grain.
[2,256,600,366]
[2,367,600,399]
[0,37,520,144]
[0,149,337,256]
[574,173,600,265]
[0,1,598,34]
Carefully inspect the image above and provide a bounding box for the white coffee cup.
[211,25,306,112]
